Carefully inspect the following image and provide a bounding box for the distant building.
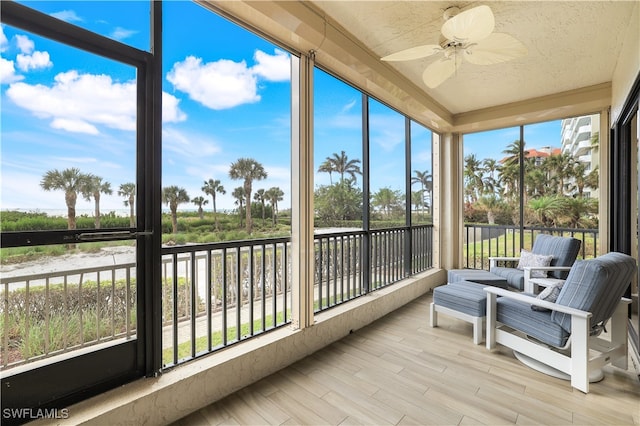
[498,146,561,167]
[524,146,562,167]
[560,114,600,198]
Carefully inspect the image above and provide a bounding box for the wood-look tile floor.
[172,293,640,425]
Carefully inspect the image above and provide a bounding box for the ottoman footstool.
[430,280,488,344]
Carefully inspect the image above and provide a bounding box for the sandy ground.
[0,245,137,279]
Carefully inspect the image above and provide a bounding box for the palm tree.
[229,158,268,233]
[191,196,208,220]
[327,150,362,184]
[266,186,284,227]
[463,154,484,203]
[253,189,267,226]
[372,187,401,217]
[528,195,567,227]
[202,179,226,230]
[545,152,576,195]
[481,158,500,195]
[411,169,432,216]
[590,131,599,153]
[559,197,598,228]
[525,167,548,198]
[585,167,599,194]
[502,139,526,168]
[231,186,246,228]
[476,194,504,225]
[162,186,190,234]
[40,168,92,231]
[570,162,599,198]
[411,190,423,218]
[118,182,136,228]
[82,175,112,229]
[317,159,334,185]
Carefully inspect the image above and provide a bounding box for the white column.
[291,53,315,329]
[436,132,464,270]
[597,109,610,255]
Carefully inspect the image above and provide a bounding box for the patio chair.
[485,251,636,393]
[489,234,581,291]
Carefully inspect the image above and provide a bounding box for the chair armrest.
[489,256,519,268]
[483,286,593,318]
[523,266,572,292]
[522,266,572,272]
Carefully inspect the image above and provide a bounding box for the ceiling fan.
[381,5,527,88]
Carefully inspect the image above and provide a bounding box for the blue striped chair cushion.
[433,281,487,317]
[496,296,569,347]
[531,234,581,279]
[490,266,525,290]
[552,252,636,333]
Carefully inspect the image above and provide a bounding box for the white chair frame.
[485,287,630,393]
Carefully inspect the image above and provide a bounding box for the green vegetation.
[2,278,135,361]
[464,139,599,228]
[1,157,292,264]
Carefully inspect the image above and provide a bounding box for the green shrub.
[1,277,200,363]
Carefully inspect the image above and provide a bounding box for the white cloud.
[166,50,290,110]
[251,49,290,82]
[110,27,137,41]
[1,26,9,52]
[6,70,186,134]
[370,113,405,151]
[15,34,34,54]
[167,55,260,110]
[163,92,187,123]
[16,50,53,72]
[328,113,361,129]
[51,118,99,134]
[50,10,83,23]
[413,149,432,163]
[341,99,357,113]
[0,57,22,84]
[163,127,221,158]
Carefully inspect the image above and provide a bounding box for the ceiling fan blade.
[441,5,495,43]
[422,57,459,88]
[464,33,528,65]
[381,44,442,61]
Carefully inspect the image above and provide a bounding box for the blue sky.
[1,1,560,215]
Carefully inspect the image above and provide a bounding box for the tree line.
[40,168,135,230]
[315,150,433,223]
[164,158,284,234]
[464,137,599,228]
[39,158,285,236]
[39,151,436,236]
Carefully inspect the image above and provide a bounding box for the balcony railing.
[1,225,433,370]
[463,224,599,270]
[161,237,291,367]
[1,263,137,369]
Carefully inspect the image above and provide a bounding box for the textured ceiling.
[310,1,638,115]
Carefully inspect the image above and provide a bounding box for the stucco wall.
[611,1,639,124]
